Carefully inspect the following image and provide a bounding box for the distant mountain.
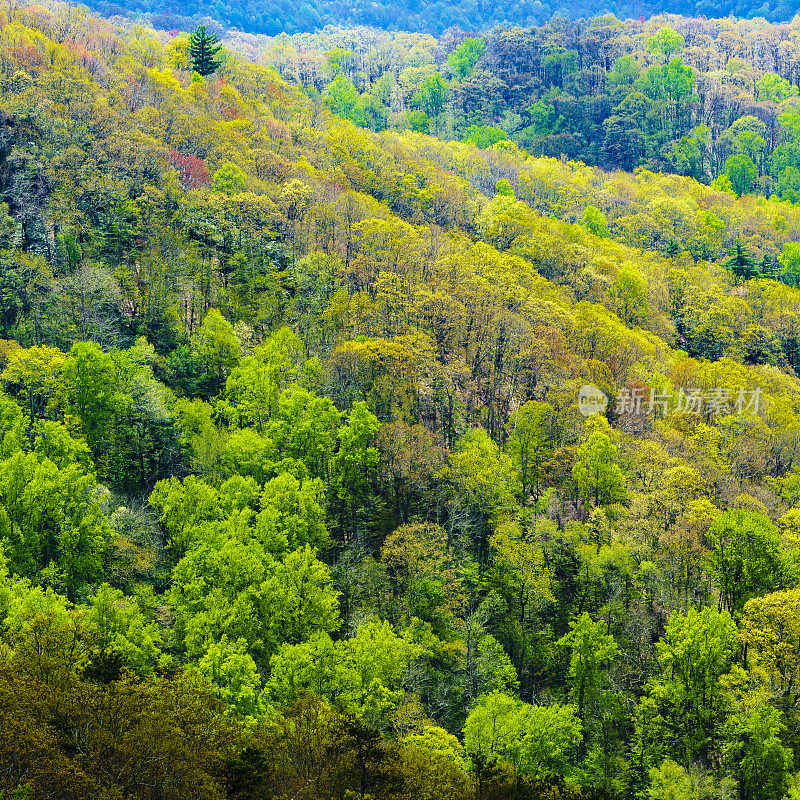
[91,0,798,36]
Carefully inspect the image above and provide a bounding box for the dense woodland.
[228,13,800,203]
[3,3,800,800]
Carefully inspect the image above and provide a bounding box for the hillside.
[222,14,800,204]
[1,3,800,800]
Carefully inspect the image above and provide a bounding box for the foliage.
[0,7,798,798]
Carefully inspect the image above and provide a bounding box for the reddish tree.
[166,150,210,190]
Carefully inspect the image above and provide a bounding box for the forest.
[1,2,800,800]
[230,13,800,202]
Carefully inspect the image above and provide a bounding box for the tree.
[413,73,448,117]
[2,346,65,428]
[779,241,800,287]
[323,74,362,123]
[225,328,304,433]
[756,72,798,104]
[707,510,787,616]
[512,704,582,781]
[166,150,210,190]
[506,400,552,500]
[724,155,758,197]
[462,691,581,781]
[726,693,792,800]
[196,636,265,719]
[359,93,388,132]
[582,205,609,237]
[0,449,110,595]
[572,429,627,509]
[489,519,553,627]
[646,27,684,60]
[399,726,471,800]
[725,241,760,283]
[648,760,732,800]
[189,25,222,76]
[196,308,240,394]
[256,472,329,553]
[381,522,461,628]
[557,613,618,727]
[262,545,341,648]
[670,125,709,180]
[464,125,507,149]
[448,38,486,80]
[463,691,528,758]
[61,341,119,456]
[267,620,420,727]
[741,588,800,703]
[212,162,246,195]
[637,606,738,769]
[329,401,380,541]
[85,583,162,676]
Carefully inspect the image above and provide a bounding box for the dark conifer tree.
[189,25,222,76]
[725,240,760,283]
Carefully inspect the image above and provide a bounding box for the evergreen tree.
[725,240,760,283]
[759,253,781,279]
[189,26,222,76]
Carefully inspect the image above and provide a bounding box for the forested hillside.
[2,3,800,800]
[234,14,800,201]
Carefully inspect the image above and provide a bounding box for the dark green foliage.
[189,25,222,76]
[725,241,760,283]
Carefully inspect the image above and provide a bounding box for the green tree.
[189,25,222,76]
[62,341,119,457]
[512,704,582,781]
[646,27,685,60]
[212,162,246,195]
[669,124,709,180]
[464,125,507,149]
[506,400,552,500]
[724,154,758,197]
[330,401,380,539]
[726,693,791,800]
[648,760,732,800]
[0,449,110,595]
[256,472,329,553]
[86,583,162,675]
[725,241,760,283]
[779,241,800,287]
[1,346,65,428]
[707,509,787,616]
[463,691,529,758]
[463,691,581,780]
[196,308,240,394]
[412,73,448,117]
[448,37,485,80]
[262,545,341,647]
[399,725,471,800]
[756,72,798,104]
[196,635,265,719]
[267,619,420,726]
[572,429,627,508]
[323,75,363,124]
[582,205,609,237]
[557,612,618,727]
[637,607,738,769]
